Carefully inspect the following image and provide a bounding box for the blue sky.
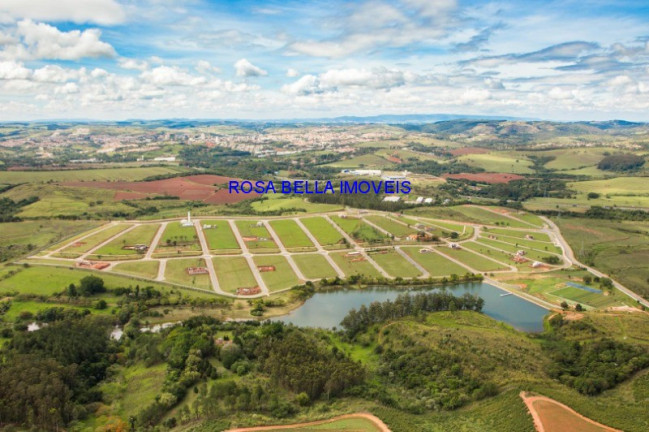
[0,0,648,120]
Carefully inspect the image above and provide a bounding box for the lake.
[275,282,548,332]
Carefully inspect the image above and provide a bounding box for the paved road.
[394,246,430,278]
[45,222,118,257]
[156,259,167,281]
[194,220,224,295]
[79,224,139,260]
[263,220,308,282]
[146,222,167,259]
[228,219,269,295]
[293,217,345,278]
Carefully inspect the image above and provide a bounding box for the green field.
[57,224,131,258]
[485,228,552,243]
[330,251,381,278]
[300,217,346,248]
[164,258,212,290]
[202,220,240,251]
[112,260,160,279]
[462,242,529,270]
[327,153,396,169]
[251,196,342,213]
[99,363,167,419]
[154,222,201,256]
[213,256,258,294]
[292,254,338,279]
[476,237,561,262]
[401,247,468,276]
[365,215,417,237]
[253,255,300,292]
[331,216,387,244]
[369,249,422,278]
[234,220,278,252]
[269,219,315,250]
[258,417,383,431]
[0,265,214,297]
[437,246,509,272]
[482,233,561,254]
[93,224,160,258]
[456,152,534,174]
[0,166,184,184]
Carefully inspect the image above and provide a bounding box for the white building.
[154,156,176,162]
[181,211,193,227]
[383,196,401,202]
[341,169,382,177]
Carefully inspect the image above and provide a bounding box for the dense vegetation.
[0,196,38,222]
[597,154,645,171]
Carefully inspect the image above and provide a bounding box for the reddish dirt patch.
[443,172,525,184]
[385,155,403,163]
[62,175,259,204]
[520,391,620,432]
[226,413,391,432]
[449,147,489,156]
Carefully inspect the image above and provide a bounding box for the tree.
[575,304,584,312]
[79,275,106,296]
[560,301,569,310]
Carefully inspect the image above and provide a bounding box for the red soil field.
[443,172,525,184]
[449,147,490,156]
[63,175,259,204]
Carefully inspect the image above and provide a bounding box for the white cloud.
[0,20,116,61]
[234,58,267,77]
[141,66,207,86]
[119,58,149,71]
[196,60,221,74]
[0,0,126,25]
[286,68,299,77]
[32,65,79,82]
[0,60,31,80]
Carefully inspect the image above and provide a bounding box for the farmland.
[0,166,185,184]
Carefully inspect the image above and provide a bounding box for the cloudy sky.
[0,0,648,121]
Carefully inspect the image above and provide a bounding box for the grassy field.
[554,217,649,297]
[99,363,167,420]
[485,228,552,243]
[243,417,384,431]
[292,254,338,279]
[0,219,102,261]
[438,246,509,272]
[476,237,559,262]
[269,219,315,250]
[164,258,212,290]
[454,206,536,228]
[331,216,387,244]
[94,224,160,258]
[202,220,240,251]
[401,247,469,276]
[462,242,529,271]
[0,265,215,298]
[56,224,131,257]
[365,215,417,237]
[456,152,534,174]
[483,233,561,254]
[300,217,346,249]
[251,196,342,213]
[234,220,278,252]
[369,249,422,278]
[154,222,201,256]
[330,252,382,278]
[112,260,160,279]
[327,153,396,169]
[212,256,258,294]
[253,255,300,291]
[0,166,184,183]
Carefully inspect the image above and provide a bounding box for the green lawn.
[456,152,534,174]
[94,224,160,258]
[481,234,562,254]
[253,255,300,292]
[330,216,387,244]
[234,220,278,252]
[251,196,342,213]
[300,217,345,249]
[462,242,530,271]
[99,363,167,419]
[485,228,552,243]
[154,222,201,256]
[112,260,159,279]
[213,257,258,294]
[330,252,381,278]
[454,206,535,228]
[292,254,338,279]
[56,224,132,258]
[202,220,240,251]
[370,250,422,278]
[269,219,315,250]
[365,215,417,237]
[164,258,212,290]
[401,247,468,277]
[435,246,508,272]
[476,237,561,262]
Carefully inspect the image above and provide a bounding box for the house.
[531,261,543,268]
[383,196,401,202]
[255,221,264,227]
[513,255,528,263]
[424,198,433,204]
[516,250,526,256]
[525,234,535,240]
[449,243,460,249]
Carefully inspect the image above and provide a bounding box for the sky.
[0,0,648,121]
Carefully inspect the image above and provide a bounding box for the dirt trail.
[520,391,621,432]
[225,413,391,432]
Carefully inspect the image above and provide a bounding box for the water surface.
[275,282,548,332]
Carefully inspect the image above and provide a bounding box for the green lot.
[369,249,422,278]
[401,247,468,277]
[0,166,184,184]
[438,246,509,272]
[253,255,300,292]
[155,222,201,256]
[234,220,278,252]
[456,152,534,174]
[213,256,258,294]
[202,220,240,251]
[269,219,315,250]
[365,215,417,237]
[164,258,211,290]
[331,216,387,244]
[292,254,338,279]
[112,260,160,279]
[330,251,381,278]
[94,224,160,258]
[300,217,346,248]
[56,224,131,258]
